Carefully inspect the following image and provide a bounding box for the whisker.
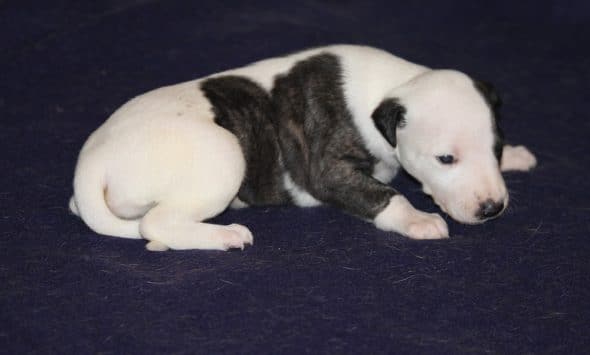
[507,188,521,203]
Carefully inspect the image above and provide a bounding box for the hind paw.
[221,224,254,250]
[501,145,537,172]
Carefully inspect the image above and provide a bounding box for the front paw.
[501,145,537,172]
[374,195,449,240]
[401,211,449,240]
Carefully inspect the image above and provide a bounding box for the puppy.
[69,45,537,251]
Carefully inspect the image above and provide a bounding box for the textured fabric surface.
[2,1,589,353]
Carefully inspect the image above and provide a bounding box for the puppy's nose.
[477,199,505,220]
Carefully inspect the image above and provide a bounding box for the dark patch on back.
[271,53,397,218]
[200,76,290,205]
[474,79,504,162]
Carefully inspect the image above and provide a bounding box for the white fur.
[391,70,509,224]
[230,197,249,209]
[336,46,428,166]
[372,160,400,184]
[374,195,448,239]
[210,47,327,91]
[72,82,248,249]
[283,173,322,207]
[71,45,535,250]
[501,145,537,172]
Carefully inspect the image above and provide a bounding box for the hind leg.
[138,122,250,251]
[140,204,253,251]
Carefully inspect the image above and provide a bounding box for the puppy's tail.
[71,158,140,239]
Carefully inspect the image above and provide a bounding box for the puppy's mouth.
[430,195,459,221]
[441,203,506,225]
[431,196,483,225]
[430,188,509,224]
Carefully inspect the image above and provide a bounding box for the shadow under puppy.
[69,45,537,251]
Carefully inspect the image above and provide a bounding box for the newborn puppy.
[69,45,536,251]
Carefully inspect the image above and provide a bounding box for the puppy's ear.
[475,79,505,161]
[474,80,502,111]
[371,98,406,147]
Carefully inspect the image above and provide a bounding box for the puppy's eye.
[436,154,455,165]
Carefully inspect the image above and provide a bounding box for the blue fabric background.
[1,0,589,353]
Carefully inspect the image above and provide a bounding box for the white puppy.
[69,45,536,251]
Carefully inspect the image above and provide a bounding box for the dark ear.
[371,98,406,147]
[474,79,505,161]
[474,80,502,111]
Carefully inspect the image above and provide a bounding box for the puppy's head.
[372,69,507,224]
